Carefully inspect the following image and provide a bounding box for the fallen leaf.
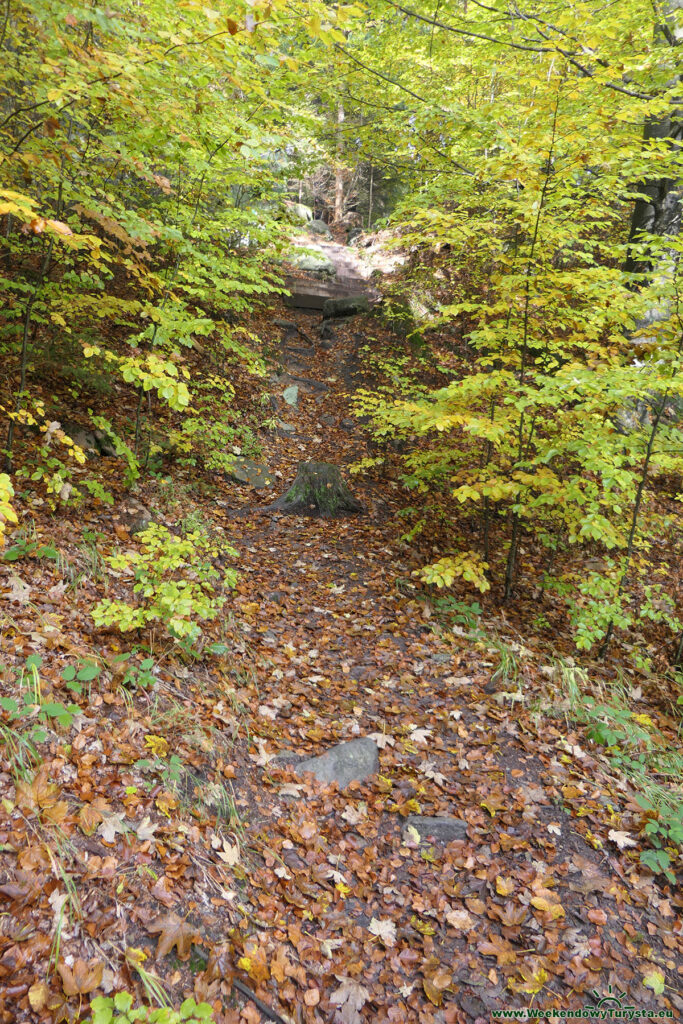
[446,908,474,930]
[147,913,199,960]
[78,802,103,835]
[369,916,396,947]
[608,829,637,850]
[28,981,49,1011]
[99,812,128,843]
[136,816,159,842]
[330,976,370,1024]
[423,977,443,1006]
[8,575,31,604]
[642,968,665,995]
[57,958,103,996]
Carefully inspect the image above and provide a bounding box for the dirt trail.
[216,286,682,1023]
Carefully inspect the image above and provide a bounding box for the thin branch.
[380,0,653,100]
[333,42,446,111]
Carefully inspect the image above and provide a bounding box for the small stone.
[432,652,451,665]
[295,738,379,788]
[403,815,468,843]
[277,420,296,436]
[273,318,298,330]
[341,418,355,430]
[225,457,275,489]
[282,385,299,407]
[320,414,336,427]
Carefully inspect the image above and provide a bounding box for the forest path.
[211,282,680,1023]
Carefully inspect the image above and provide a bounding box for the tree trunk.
[270,462,363,516]
[624,0,682,279]
[334,102,345,223]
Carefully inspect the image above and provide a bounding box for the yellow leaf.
[642,968,665,995]
[145,734,169,757]
[28,981,49,1012]
[496,876,514,896]
[423,977,443,1006]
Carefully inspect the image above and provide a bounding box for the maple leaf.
[341,802,367,825]
[147,913,199,960]
[253,738,275,765]
[369,917,396,947]
[8,575,31,604]
[99,812,128,843]
[509,966,549,995]
[57,958,103,996]
[367,731,395,749]
[407,726,432,745]
[479,935,518,966]
[15,767,60,815]
[608,829,637,850]
[530,895,564,919]
[136,816,159,842]
[419,760,447,787]
[216,839,240,865]
[495,876,515,896]
[330,977,370,1024]
[320,937,344,958]
[279,783,305,797]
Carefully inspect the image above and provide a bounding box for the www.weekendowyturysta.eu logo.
[490,985,673,1020]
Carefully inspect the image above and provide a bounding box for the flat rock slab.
[282,385,299,407]
[403,816,468,843]
[322,295,370,319]
[287,375,329,394]
[284,276,371,311]
[225,457,275,488]
[295,738,379,789]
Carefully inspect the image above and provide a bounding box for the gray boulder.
[292,252,335,276]
[322,296,370,319]
[309,219,332,237]
[225,457,275,489]
[60,421,117,458]
[296,738,379,788]
[403,816,468,843]
[290,202,313,223]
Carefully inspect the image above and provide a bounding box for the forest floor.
[0,242,681,1024]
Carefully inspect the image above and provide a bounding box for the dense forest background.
[0,2,682,1022]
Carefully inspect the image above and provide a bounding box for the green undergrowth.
[549,662,683,879]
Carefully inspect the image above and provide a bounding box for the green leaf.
[77,663,100,681]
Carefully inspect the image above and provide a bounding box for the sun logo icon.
[589,985,632,1009]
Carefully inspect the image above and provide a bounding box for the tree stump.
[270,461,363,516]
